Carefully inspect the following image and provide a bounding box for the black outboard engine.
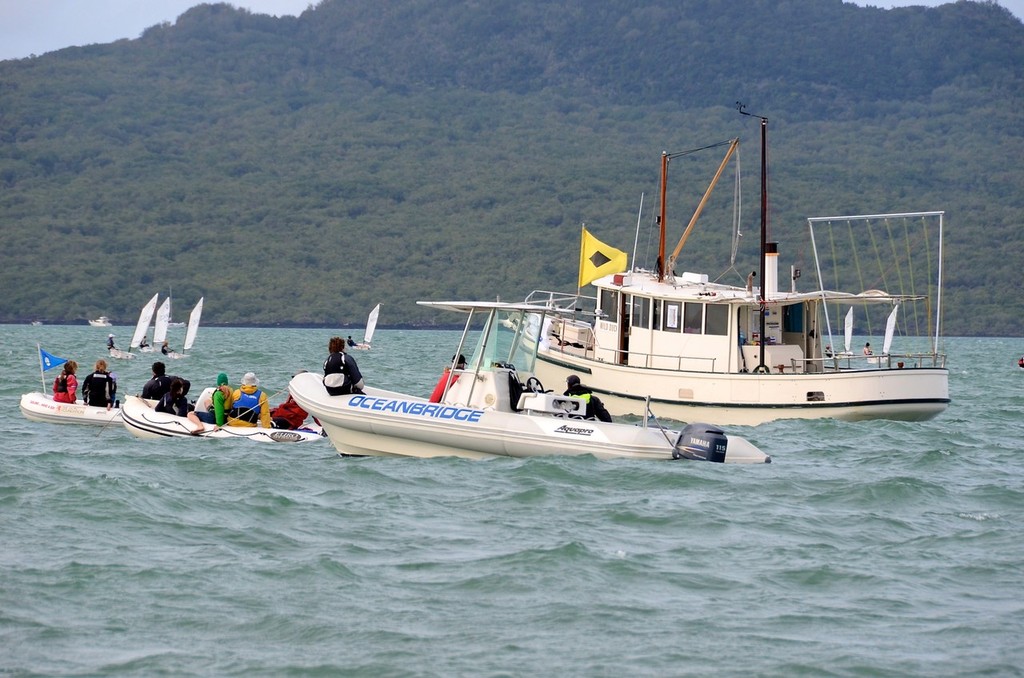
[673,423,728,463]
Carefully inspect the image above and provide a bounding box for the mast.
[738,103,769,372]
[657,151,668,282]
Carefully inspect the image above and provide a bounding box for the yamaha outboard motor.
[673,423,728,463]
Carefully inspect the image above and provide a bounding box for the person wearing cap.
[563,374,612,422]
[227,372,272,428]
[106,334,116,350]
[195,372,233,427]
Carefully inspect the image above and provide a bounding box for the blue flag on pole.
[40,348,68,371]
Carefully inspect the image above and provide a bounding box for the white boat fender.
[672,423,729,463]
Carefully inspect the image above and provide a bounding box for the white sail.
[182,298,204,352]
[130,293,160,349]
[152,298,171,344]
[844,307,853,354]
[882,305,899,355]
[364,304,380,344]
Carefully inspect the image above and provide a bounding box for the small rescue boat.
[19,392,122,427]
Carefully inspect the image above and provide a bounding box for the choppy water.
[2,326,1022,677]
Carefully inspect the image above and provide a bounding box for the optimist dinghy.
[289,301,770,463]
[20,392,122,427]
[120,395,324,443]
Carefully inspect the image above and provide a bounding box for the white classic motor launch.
[528,124,948,426]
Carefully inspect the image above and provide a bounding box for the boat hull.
[20,392,122,427]
[535,351,948,426]
[288,372,768,463]
[120,396,323,443]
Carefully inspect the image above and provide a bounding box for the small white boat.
[351,303,379,350]
[19,392,122,427]
[289,301,770,463]
[120,396,324,443]
[115,292,160,359]
[108,348,136,361]
[164,297,203,359]
[89,316,112,327]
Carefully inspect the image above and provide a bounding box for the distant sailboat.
[843,307,854,354]
[165,297,203,359]
[352,304,380,350]
[152,297,172,355]
[882,305,899,355]
[131,293,160,352]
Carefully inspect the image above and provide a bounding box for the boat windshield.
[463,308,541,374]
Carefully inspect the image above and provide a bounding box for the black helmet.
[566,375,581,387]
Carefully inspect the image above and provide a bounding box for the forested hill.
[1,0,1022,334]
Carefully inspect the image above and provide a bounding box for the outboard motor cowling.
[673,423,728,463]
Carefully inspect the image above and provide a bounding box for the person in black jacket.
[323,336,365,396]
[563,374,612,422]
[141,361,190,401]
[82,358,117,409]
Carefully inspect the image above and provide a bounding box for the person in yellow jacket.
[226,372,272,428]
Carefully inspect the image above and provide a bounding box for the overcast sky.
[0,0,1021,62]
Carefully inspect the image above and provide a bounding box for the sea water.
[1,326,1022,677]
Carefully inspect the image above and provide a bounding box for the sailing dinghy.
[351,304,379,350]
[108,293,160,361]
[164,297,203,359]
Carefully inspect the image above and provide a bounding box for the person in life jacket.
[1019,356,1024,369]
[323,336,365,396]
[106,334,115,350]
[227,372,272,428]
[563,374,613,422]
[52,360,79,404]
[82,358,117,409]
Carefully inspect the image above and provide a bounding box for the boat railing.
[813,351,947,372]
[525,289,597,312]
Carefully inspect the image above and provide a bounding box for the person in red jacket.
[52,361,79,403]
[271,395,310,430]
[429,354,466,403]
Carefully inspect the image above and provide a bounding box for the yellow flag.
[578,227,628,287]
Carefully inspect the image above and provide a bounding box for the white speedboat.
[289,301,769,463]
[19,392,122,427]
[526,126,949,426]
[120,396,324,443]
[89,316,112,327]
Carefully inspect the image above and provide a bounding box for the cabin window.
[705,304,728,336]
[662,301,681,332]
[683,302,703,334]
[783,304,804,332]
[599,288,618,322]
[631,296,650,330]
[652,298,661,332]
